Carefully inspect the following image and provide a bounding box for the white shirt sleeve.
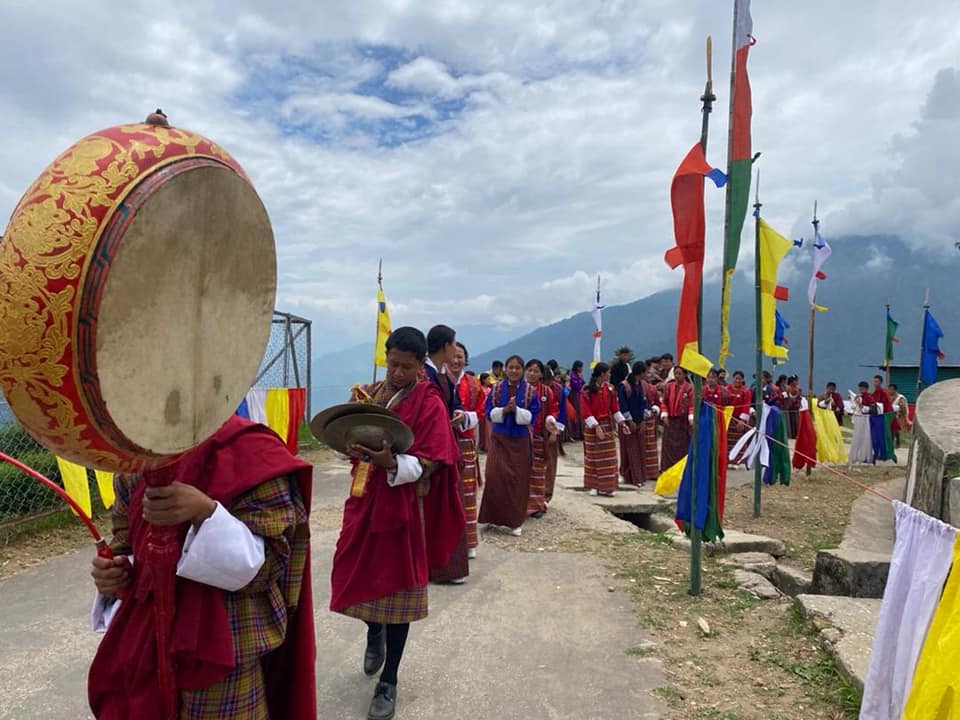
[584,415,599,429]
[386,453,423,487]
[490,407,505,423]
[515,407,533,425]
[613,411,625,424]
[621,412,632,422]
[461,410,479,431]
[176,503,266,592]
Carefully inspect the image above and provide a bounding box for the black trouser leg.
[366,621,384,644]
[379,622,410,685]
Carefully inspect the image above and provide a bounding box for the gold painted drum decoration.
[0,120,276,472]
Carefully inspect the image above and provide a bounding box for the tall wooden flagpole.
[805,201,818,477]
[688,35,716,597]
[372,258,383,384]
[752,170,763,518]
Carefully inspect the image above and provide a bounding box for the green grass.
[652,686,684,709]
[751,605,862,717]
[625,644,657,658]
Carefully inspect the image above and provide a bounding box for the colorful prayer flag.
[236,387,307,453]
[665,143,725,372]
[885,307,900,367]
[921,309,944,385]
[757,219,792,360]
[718,0,754,368]
[374,285,391,368]
[807,226,831,311]
[55,456,92,518]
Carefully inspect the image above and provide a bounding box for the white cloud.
[0,0,958,354]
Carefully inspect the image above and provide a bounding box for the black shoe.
[368,681,397,720]
[363,630,386,677]
[531,511,545,518]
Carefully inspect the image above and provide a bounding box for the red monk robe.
[89,417,315,720]
[330,380,464,614]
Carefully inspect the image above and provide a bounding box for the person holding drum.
[330,326,464,720]
[88,416,315,719]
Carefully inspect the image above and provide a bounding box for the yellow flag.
[758,219,793,360]
[680,341,714,379]
[375,286,391,368]
[902,538,960,718]
[264,388,290,444]
[811,404,848,464]
[655,457,686,496]
[56,456,91,518]
[94,469,115,509]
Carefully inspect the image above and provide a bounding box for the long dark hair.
[571,360,584,373]
[587,362,609,393]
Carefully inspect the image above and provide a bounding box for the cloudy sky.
[1,1,958,354]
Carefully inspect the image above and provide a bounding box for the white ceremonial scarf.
[860,501,957,720]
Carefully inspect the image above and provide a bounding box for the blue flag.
[921,310,944,385]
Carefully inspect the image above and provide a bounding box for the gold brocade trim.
[351,462,371,497]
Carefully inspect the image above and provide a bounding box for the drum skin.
[0,123,276,472]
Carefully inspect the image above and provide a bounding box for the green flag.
[885,307,900,367]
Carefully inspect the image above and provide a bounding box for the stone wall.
[906,379,960,526]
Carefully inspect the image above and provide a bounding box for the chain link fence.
[253,311,313,419]
[0,403,63,526]
[0,311,313,530]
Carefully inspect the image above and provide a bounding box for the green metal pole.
[753,174,763,518]
[688,37,716,597]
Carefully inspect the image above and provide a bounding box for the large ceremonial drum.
[0,121,276,472]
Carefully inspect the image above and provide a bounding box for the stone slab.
[772,564,813,597]
[732,569,780,599]
[811,548,890,599]
[720,552,777,580]
[795,594,882,694]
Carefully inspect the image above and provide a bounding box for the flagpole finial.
[753,168,761,211]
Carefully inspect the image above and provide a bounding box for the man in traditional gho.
[660,365,694,471]
[848,381,875,464]
[782,375,803,439]
[581,362,630,496]
[331,327,464,720]
[448,342,486,559]
[888,383,910,448]
[524,359,562,516]
[88,417,315,720]
[725,370,753,461]
[817,381,846,427]
[610,346,633,388]
[479,355,540,535]
[617,361,649,486]
[423,325,474,584]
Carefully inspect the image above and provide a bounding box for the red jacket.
[580,383,620,424]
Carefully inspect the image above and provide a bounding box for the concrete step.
[795,594,882,694]
[670,529,787,557]
[811,547,891,599]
